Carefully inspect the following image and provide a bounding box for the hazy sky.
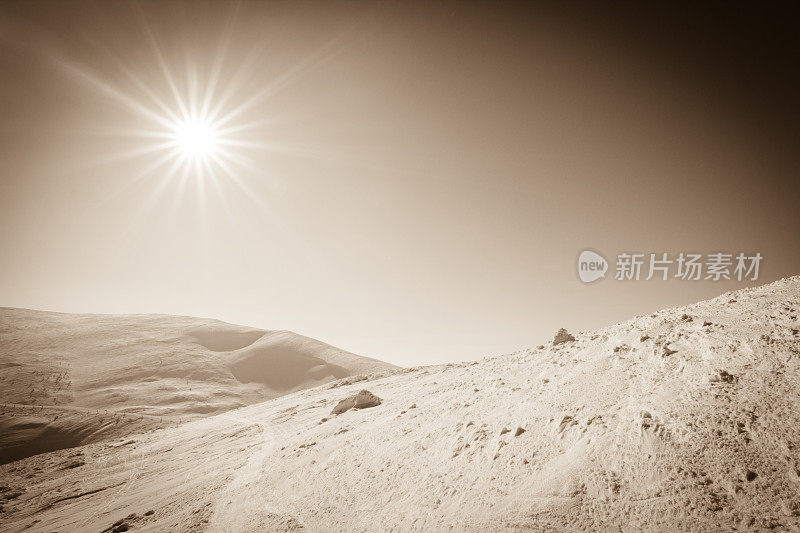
[1,1,799,366]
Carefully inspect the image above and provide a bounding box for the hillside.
[0,309,396,463]
[1,277,799,531]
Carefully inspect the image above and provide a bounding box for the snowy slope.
[0,309,396,464]
[1,277,799,531]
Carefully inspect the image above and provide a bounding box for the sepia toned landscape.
[0,308,395,465]
[1,277,799,531]
[1,1,799,531]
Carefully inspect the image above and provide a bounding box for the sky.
[1,1,799,366]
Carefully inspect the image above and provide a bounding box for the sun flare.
[172,118,220,160]
[56,6,353,200]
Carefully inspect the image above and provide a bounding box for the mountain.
[0,309,396,463]
[1,277,799,531]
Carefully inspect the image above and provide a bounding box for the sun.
[172,118,220,160]
[55,4,357,194]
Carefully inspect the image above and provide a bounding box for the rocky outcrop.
[331,390,382,415]
[552,328,575,345]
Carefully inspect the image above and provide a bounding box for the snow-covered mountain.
[1,277,799,531]
[0,309,396,463]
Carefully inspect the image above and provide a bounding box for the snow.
[0,309,395,464]
[2,276,800,531]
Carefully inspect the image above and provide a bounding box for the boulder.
[552,328,575,345]
[331,390,382,415]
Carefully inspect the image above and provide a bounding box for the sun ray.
[135,5,191,121]
[57,61,175,130]
[91,150,177,210]
[89,140,182,166]
[80,35,185,126]
[210,22,363,132]
[199,3,240,120]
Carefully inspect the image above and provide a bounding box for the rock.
[110,519,131,533]
[514,427,525,437]
[681,314,693,322]
[746,470,758,482]
[557,415,577,433]
[552,328,575,346]
[331,390,382,415]
[663,346,678,356]
[500,427,510,435]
